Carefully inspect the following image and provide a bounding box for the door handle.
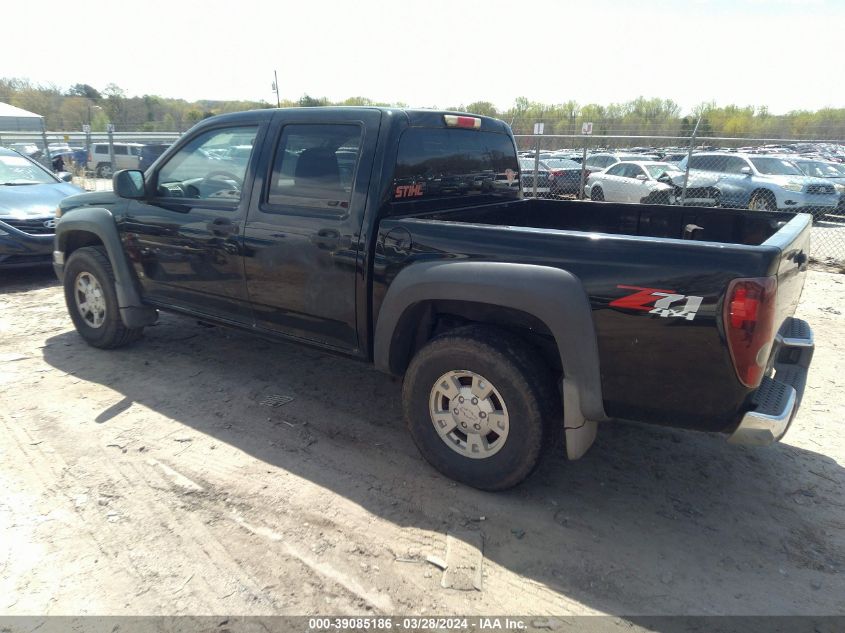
[208,217,237,236]
[310,230,352,250]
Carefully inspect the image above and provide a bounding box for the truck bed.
[415,198,794,246]
[377,198,812,433]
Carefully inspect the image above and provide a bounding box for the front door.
[123,123,262,323]
[242,111,379,351]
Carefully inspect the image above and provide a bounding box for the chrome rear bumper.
[728,317,814,446]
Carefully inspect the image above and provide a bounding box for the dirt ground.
[0,267,843,617]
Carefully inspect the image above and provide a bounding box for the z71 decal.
[609,285,704,321]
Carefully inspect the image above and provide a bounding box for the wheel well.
[749,188,776,203]
[387,300,560,377]
[63,231,104,258]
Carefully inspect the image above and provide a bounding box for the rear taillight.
[724,276,778,388]
[88,151,92,162]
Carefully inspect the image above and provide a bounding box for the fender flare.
[373,260,608,430]
[55,207,157,328]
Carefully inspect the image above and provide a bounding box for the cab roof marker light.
[444,115,481,130]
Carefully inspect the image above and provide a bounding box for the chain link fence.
[515,133,845,265]
[0,129,179,179]
[2,126,844,264]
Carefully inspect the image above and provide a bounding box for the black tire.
[63,246,144,349]
[590,186,604,201]
[402,325,559,491]
[96,163,113,178]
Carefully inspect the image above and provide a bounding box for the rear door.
[241,110,381,351]
[600,163,626,200]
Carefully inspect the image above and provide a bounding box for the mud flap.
[563,379,598,460]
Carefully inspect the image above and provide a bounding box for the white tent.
[0,102,44,131]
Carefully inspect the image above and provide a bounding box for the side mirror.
[57,171,73,182]
[740,166,752,175]
[113,169,146,199]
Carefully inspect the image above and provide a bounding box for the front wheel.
[402,325,558,490]
[590,186,604,201]
[748,191,777,211]
[63,246,144,348]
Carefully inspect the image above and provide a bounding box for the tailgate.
[765,213,812,328]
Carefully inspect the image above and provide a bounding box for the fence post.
[680,114,703,207]
[532,135,540,198]
[40,120,53,170]
[578,136,588,200]
[107,123,116,178]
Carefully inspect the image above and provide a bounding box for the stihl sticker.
[609,285,704,321]
[395,183,424,199]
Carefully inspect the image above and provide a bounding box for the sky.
[3,0,843,115]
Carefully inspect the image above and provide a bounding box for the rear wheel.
[590,186,604,201]
[748,190,777,211]
[96,163,113,178]
[403,325,558,490]
[63,246,144,348]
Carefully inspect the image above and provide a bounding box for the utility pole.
[272,70,281,108]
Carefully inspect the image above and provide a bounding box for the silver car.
[0,148,83,268]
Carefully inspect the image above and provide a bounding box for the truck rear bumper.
[728,317,813,446]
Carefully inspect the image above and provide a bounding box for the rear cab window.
[390,127,519,212]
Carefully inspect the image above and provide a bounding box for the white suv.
[87,142,144,178]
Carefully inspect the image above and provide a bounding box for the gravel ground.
[0,267,843,617]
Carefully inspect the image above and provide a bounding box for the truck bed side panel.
[375,215,783,432]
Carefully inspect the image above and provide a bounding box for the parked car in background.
[583,152,660,176]
[660,152,688,164]
[87,142,144,178]
[138,143,171,172]
[50,147,87,172]
[790,157,845,212]
[519,157,551,196]
[0,147,82,268]
[543,158,583,195]
[678,152,840,215]
[586,161,665,204]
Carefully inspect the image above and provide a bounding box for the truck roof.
[195,107,512,134]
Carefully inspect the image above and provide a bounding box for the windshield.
[544,159,580,169]
[796,160,845,178]
[749,157,803,176]
[0,153,57,185]
[644,163,679,178]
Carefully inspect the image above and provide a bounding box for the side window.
[689,155,726,172]
[605,163,625,176]
[94,145,107,154]
[156,125,258,201]
[586,156,604,168]
[266,123,362,212]
[724,156,749,174]
[113,145,128,155]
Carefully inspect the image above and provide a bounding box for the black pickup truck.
[53,107,815,490]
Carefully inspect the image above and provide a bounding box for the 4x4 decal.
[609,285,704,321]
